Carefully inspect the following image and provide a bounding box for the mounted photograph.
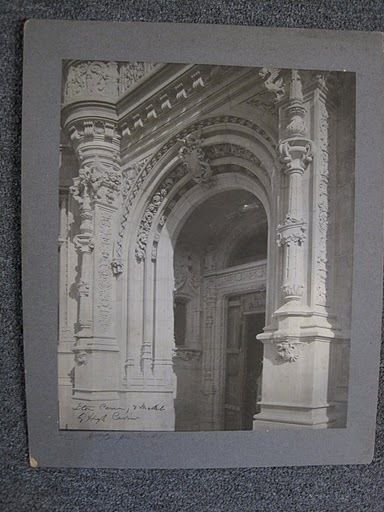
[58,60,355,432]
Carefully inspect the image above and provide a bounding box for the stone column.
[276,71,312,312]
[255,69,340,429]
[62,61,122,403]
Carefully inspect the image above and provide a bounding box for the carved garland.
[114,116,277,266]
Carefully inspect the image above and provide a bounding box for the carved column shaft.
[277,69,312,306]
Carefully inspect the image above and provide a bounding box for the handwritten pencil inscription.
[71,401,166,426]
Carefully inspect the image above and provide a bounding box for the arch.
[116,115,278,262]
[155,175,270,430]
[117,120,279,417]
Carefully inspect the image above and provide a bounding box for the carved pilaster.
[312,77,333,309]
[62,75,123,398]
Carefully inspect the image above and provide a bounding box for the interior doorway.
[171,188,268,431]
[224,294,265,431]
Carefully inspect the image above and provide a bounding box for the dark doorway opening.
[224,295,264,430]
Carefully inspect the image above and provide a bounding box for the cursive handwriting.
[72,401,166,425]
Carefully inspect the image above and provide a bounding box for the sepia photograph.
[57,59,355,432]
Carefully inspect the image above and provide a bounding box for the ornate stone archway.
[59,61,353,430]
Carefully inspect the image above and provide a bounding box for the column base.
[253,402,340,430]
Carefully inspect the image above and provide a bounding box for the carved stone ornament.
[174,248,199,293]
[70,157,121,207]
[111,258,123,276]
[276,341,301,363]
[177,131,214,186]
[278,140,313,175]
[115,116,277,265]
[77,279,90,297]
[281,284,304,299]
[64,61,119,103]
[259,67,286,101]
[276,219,306,247]
[119,62,157,94]
[135,165,186,263]
[74,350,88,366]
[172,348,202,362]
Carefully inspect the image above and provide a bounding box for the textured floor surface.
[0,1,383,510]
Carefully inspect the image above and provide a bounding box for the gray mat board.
[1,1,384,510]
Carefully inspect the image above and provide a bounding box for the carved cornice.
[118,66,223,144]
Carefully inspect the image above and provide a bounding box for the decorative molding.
[316,97,331,306]
[119,66,222,140]
[212,264,267,288]
[135,164,186,262]
[67,120,121,164]
[128,139,272,265]
[204,143,269,183]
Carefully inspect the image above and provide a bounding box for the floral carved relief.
[95,213,114,334]
[119,62,158,94]
[64,61,119,103]
[276,341,301,363]
[316,98,331,306]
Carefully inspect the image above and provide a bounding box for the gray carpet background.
[1,1,383,510]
